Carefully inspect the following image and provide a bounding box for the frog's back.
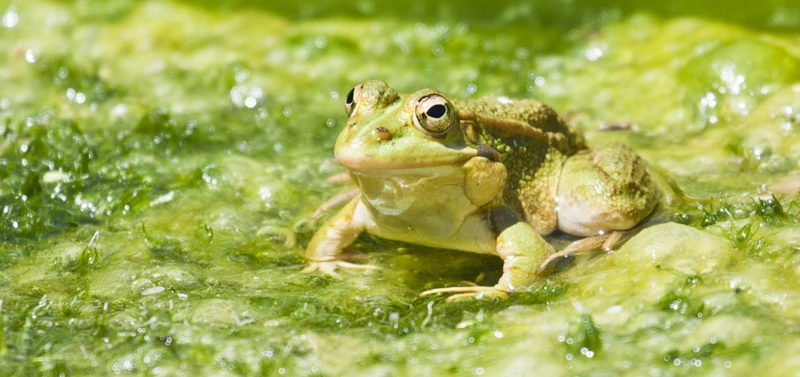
[454,96,587,234]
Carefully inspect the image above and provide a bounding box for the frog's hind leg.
[421,220,555,301]
[556,142,660,238]
[539,231,623,270]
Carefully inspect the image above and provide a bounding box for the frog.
[304,80,664,301]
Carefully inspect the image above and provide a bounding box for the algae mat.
[1,0,800,376]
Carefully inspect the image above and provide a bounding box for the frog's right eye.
[345,84,362,117]
[414,94,454,136]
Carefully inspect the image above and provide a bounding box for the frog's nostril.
[349,122,357,129]
[373,127,392,142]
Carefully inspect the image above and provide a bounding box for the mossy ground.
[1,0,800,376]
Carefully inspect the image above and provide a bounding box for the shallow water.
[1,1,800,376]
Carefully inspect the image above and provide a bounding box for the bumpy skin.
[305,80,661,299]
[451,97,586,234]
[557,144,661,236]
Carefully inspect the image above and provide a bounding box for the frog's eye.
[415,94,454,136]
[344,84,362,117]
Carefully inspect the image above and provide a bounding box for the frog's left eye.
[345,84,363,117]
[415,94,454,136]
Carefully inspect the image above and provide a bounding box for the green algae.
[1,0,800,376]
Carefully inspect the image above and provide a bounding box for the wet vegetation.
[1,0,800,375]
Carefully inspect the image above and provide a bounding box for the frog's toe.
[303,260,380,279]
[302,261,343,279]
[420,286,508,302]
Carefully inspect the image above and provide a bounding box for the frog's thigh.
[556,143,659,237]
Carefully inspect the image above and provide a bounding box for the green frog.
[304,80,664,300]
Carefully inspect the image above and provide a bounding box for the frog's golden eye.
[415,94,454,136]
[344,84,362,117]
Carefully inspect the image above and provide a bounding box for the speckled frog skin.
[305,80,662,300]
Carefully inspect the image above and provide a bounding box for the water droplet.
[235,68,249,83]
[24,49,36,63]
[585,46,603,61]
[2,7,18,28]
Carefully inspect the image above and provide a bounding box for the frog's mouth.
[335,145,478,171]
[345,164,463,178]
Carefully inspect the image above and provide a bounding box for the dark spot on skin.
[655,264,661,269]
[735,287,743,294]
[477,143,501,161]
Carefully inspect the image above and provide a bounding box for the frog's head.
[334,80,478,171]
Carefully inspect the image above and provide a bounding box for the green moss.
[2,0,800,375]
[679,39,800,130]
[674,195,799,229]
[658,276,708,319]
[34,55,119,103]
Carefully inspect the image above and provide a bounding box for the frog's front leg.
[304,196,377,278]
[421,213,555,302]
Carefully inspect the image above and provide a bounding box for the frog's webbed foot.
[420,286,508,302]
[303,260,380,279]
[539,231,623,271]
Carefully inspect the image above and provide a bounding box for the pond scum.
[1,0,800,375]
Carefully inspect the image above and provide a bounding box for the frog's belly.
[352,166,496,254]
